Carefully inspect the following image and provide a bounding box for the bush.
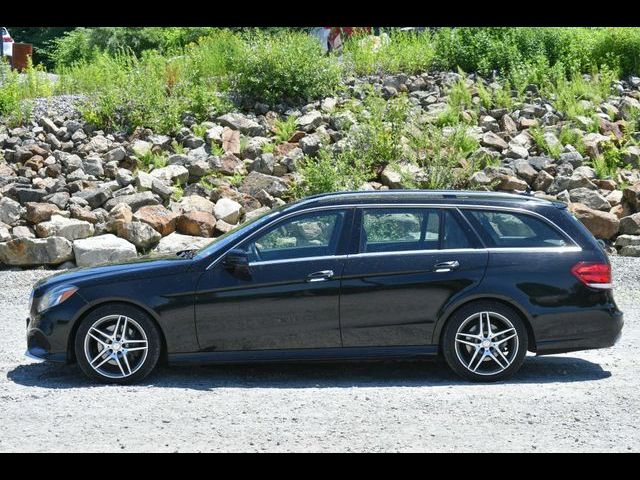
[232,31,342,104]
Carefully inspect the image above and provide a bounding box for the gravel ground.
[0,258,638,452]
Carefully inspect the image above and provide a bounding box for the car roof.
[284,190,564,212]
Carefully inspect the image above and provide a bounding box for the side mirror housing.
[222,248,251,280]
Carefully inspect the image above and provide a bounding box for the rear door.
[339,206,489,347]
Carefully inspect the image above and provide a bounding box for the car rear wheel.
[75,304,161,384]
[442,301,528,382]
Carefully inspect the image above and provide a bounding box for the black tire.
[74,303,162,384]
[442,301,528,382]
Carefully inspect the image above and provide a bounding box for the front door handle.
[434,261,459,273]
[307,270,334,282]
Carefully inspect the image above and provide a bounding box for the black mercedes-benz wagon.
[26,190,623,383]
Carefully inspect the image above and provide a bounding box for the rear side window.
[359,208,473,253]
[466,210,568,248]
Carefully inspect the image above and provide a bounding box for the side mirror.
[222,248,251,280]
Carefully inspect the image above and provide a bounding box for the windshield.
[193,204,286,260]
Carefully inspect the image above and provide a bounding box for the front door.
[340,207,488,347]
[195,208,353,352]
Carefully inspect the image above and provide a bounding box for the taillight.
[571,262,612,289]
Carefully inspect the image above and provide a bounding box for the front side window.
[360,208,474,253]
[244,210,346,262]
[466,210,569,248]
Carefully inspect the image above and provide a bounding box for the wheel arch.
[66,298,168,364]
[433,295,537,352]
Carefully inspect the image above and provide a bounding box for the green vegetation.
[139,151,168,171]
[273,115,298,143]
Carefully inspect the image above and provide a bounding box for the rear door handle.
[434,261,459,273]
[306,270,334,282]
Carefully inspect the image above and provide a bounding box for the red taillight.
[571,262,612,289]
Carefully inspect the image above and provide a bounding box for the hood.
[33,252,195,293]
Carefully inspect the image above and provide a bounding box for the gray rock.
[250,153,276,175]
[0,197,23,226]
[511,159,537,184]
[614,235,640,248]
[296,110,323,132]
[14,187,48,204]
[620,213,640,235]
[82,156,104,176]
[239,171,288,198]
[299,134,323,156]
[131,140,152,158]
[533,170,554,192]
[35,215,94,241]
[214,197,242,224]
[73,234,138,267]
[527,156,554,171]
[104,191,159,212]
[506,144,529,159]
[104,146,126,163]
[569,188,611,211]
[174,195,215,214]
[559,151,583,167]
[73,187,112,209]
[619,245,640,257]
[217,113,266,136]
[155,232,212,254]
[46,192,70,209]
[0,236,73,265]
[481,132,508,150]
[116,221,162,250]
[150,165,189,184]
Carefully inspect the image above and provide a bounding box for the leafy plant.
[273,115,297,143]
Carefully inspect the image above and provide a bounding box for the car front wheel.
[442,301,528,382]
[75,303,161,384]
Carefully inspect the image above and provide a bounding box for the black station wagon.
[26,190,623,383]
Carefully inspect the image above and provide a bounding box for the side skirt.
[168,345,439,365]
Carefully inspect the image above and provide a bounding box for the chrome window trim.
[249,254,349,267]
[206,203,581,270]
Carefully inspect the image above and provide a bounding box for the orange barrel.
[11,43,33,72]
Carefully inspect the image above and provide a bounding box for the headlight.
[36,285,78,313]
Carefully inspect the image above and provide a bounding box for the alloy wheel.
[454,311,519,376]
[83,315,149,379]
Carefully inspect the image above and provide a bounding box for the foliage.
[273,115,297,143]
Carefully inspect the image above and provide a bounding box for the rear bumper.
[535,309,623,355]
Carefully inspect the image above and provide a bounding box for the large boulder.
[481,132,508,150]
[73,234,138,267]
[569,188,611,211]
[115,221,162,250]
[569,203,620,239]
[35,215,94,241]
[213,197,242,224]
[156,232,213,254]
[622,183,640,211]
[176,211,217,237]
[133,205,177,236]
[0,236,73,265]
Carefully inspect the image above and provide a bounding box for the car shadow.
[7,355,611,390]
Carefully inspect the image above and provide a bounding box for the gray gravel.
[0,257,639,452]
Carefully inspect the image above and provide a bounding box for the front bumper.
[535,308,623,356]
[25,292,88,363]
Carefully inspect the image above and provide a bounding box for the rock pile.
[2,70,640,267]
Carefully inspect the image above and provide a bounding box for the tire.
[442,301,528,382]
[74,303,162,384]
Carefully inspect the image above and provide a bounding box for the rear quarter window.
[465,210,570,248]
